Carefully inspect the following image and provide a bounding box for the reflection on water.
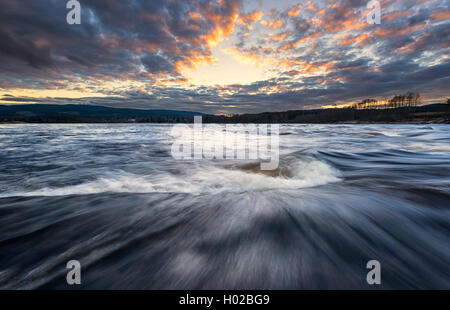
[0,124,449,289]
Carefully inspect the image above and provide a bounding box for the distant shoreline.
[1,119,449,125]
[0,103,449,124]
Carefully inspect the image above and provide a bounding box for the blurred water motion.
[0,124,449,289]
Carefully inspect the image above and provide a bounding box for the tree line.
[351,93,421,110]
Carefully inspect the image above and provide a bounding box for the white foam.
[366,131,400,137]
[0,158,342,197]
[379,131,401,137]
[402,143,450,153]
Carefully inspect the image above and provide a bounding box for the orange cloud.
[279,31,321,51]
[260,19,285,30]
[383,10,412,22]
[317,3,369,33]
[187,12,203,21]
[153,77,189,86]
[374,23,426,38]
[279,59,306,67]
[430,10,450,22]
[271,31,291,42]
[284,70,302,76]
[339,33,372,47]
[198,1,240,47]
[33,38,53,49]
[288,4,302,18]
[396,33,432,55]
[238,11,263,29]
[306,0,318,11]
[278,59,334,75]
[175,54,218,73]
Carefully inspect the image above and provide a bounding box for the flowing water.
[0,124,449,289]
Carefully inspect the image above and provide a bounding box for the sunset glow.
[0,0,448,113]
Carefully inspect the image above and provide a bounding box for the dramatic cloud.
[0,0,448,114]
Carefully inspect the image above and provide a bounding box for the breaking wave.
[0,156,342,197]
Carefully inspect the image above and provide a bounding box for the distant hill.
[0,103,448,123]
[204,104,449,124]
[0,104,202,123]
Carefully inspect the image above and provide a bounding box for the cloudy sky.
[0,0,448,114]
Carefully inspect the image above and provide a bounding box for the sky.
[0,0,449,114]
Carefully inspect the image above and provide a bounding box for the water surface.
[0,124,449,289]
